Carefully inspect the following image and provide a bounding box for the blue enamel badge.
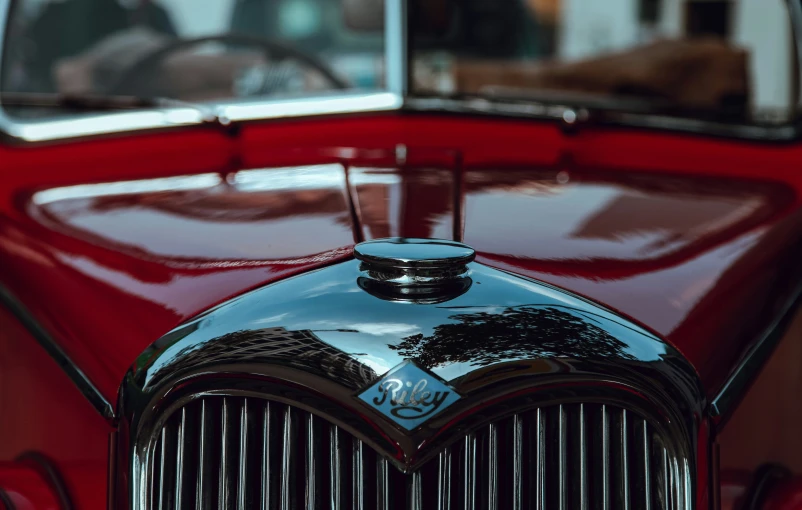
[358,361,461,431]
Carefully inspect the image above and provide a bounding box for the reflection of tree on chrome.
[389,305,634,369]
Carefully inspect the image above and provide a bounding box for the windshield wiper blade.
[0,92,195,111]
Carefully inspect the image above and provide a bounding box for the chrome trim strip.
[0,92,403,144]
[0,284,113,419]
[404,96,802,142]
[218,92,402,123]
[219,398,230,509]
[0,108,206,144]
[237,400,248,510]
[175,408,186,510]
[385,0,408,96]
[711,281,802,424]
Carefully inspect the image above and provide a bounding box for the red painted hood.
[2,114,802,409]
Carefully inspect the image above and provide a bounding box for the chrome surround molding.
[116,257,705,509]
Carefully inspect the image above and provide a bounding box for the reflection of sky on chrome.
[314,323,423,377]
[344,323,420,336]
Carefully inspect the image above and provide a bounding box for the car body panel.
[1,114,802,414]
[0,306,110,510]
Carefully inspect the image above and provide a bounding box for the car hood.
[2,115,801,412]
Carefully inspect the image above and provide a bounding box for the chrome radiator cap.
[354,238,475,303]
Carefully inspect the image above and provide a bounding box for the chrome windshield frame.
[1,0,802,144]
[0,0,408,143]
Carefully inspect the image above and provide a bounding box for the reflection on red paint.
[350,166,455,241]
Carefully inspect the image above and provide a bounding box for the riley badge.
[357,360,461,431]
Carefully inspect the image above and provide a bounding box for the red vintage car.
[0,0,800,508]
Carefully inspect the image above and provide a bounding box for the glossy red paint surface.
[763,477,802,510]
[2,114,802,416]
[0,462,61,510]
[0,307,111,510]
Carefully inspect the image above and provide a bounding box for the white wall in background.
[165,0,236,36]
[558,0,640,59]
[732,0,793,117]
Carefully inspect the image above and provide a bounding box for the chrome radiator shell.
[116,259,704,509]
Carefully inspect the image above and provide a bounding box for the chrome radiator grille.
[146,396,690,510]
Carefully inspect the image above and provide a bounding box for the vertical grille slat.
[579,404,588,510]
[158,427,169,510]
[330,426,342,510]
[195,400,208,510]
[305,413,316,510]
[147,398,688,510]
[262,403,272,510]
[602,405,611,510]
[377,457,390,510]
[437,449,451,510]
[410,472,423,510]
[621,409,631,510]
[558,405,566,510]
[175,408,186,510]
[462,434,477,510]
[535,408,545,510]
[643,420,652,510]
[352,437,364,510]
[237,400,248,510]
[219,398,231,510]
[280,406,294,510]
[487,423,497,510]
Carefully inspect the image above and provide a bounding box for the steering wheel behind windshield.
[107,33,349,97]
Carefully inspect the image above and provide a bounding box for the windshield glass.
[1,0,385,116]
[0,0,798,126]
[411,0,798,124]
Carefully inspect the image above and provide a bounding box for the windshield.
[0,0,798,126]
[410,0,798,124]
[1,0,385,115]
